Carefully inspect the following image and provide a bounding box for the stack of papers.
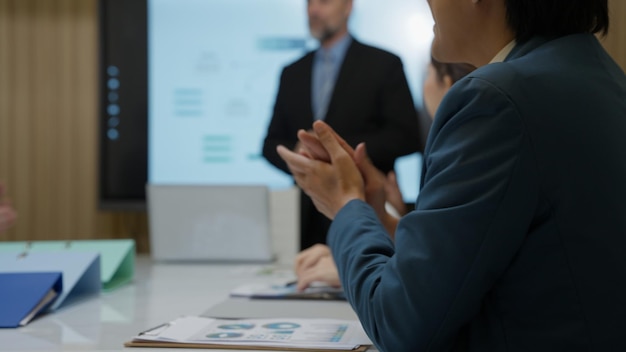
[125,316,371,351]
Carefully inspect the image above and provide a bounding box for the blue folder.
[0,272,63,328]
[0,251,100,311]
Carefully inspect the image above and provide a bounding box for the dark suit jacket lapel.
[301,53,315,123]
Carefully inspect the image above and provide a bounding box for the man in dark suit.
[262,0,420,250]
[277,0,626,350]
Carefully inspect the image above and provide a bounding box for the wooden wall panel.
[0,0,624,254]
[0,0,150,252]
[603,0,626,71]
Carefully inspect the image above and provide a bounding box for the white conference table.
[1,255,373,352]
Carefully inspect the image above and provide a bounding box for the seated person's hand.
[295,243,331,277]
[384,170,407,217]
[353,144,400,235]
[294,245,340,292]
[353,143,388,220]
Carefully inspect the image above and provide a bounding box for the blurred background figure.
[0,182,17,234]
[262,0,421,251]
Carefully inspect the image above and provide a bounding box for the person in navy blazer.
[277,0,626,350]
[262,0,420,250]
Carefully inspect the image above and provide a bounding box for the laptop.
[146,184,274,263]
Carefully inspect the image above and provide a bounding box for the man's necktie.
[314,52,334,120]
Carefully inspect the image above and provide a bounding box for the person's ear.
[443,74,454,90]
[345,0,353,16]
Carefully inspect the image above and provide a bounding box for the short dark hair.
[430,57,475,85]
[505,0,609,43]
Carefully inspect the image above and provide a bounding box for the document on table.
[125,315,372,351]
[230,280,346,301]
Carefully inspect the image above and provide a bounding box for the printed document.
[127,315,371,350]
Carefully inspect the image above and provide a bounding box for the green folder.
[0,239,135,292]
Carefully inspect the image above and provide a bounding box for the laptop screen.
[147,184,274,262]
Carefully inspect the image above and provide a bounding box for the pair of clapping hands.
[278,121,404,290]
[277,120,399,232]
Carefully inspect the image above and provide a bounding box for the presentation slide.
[148,0,433,201]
